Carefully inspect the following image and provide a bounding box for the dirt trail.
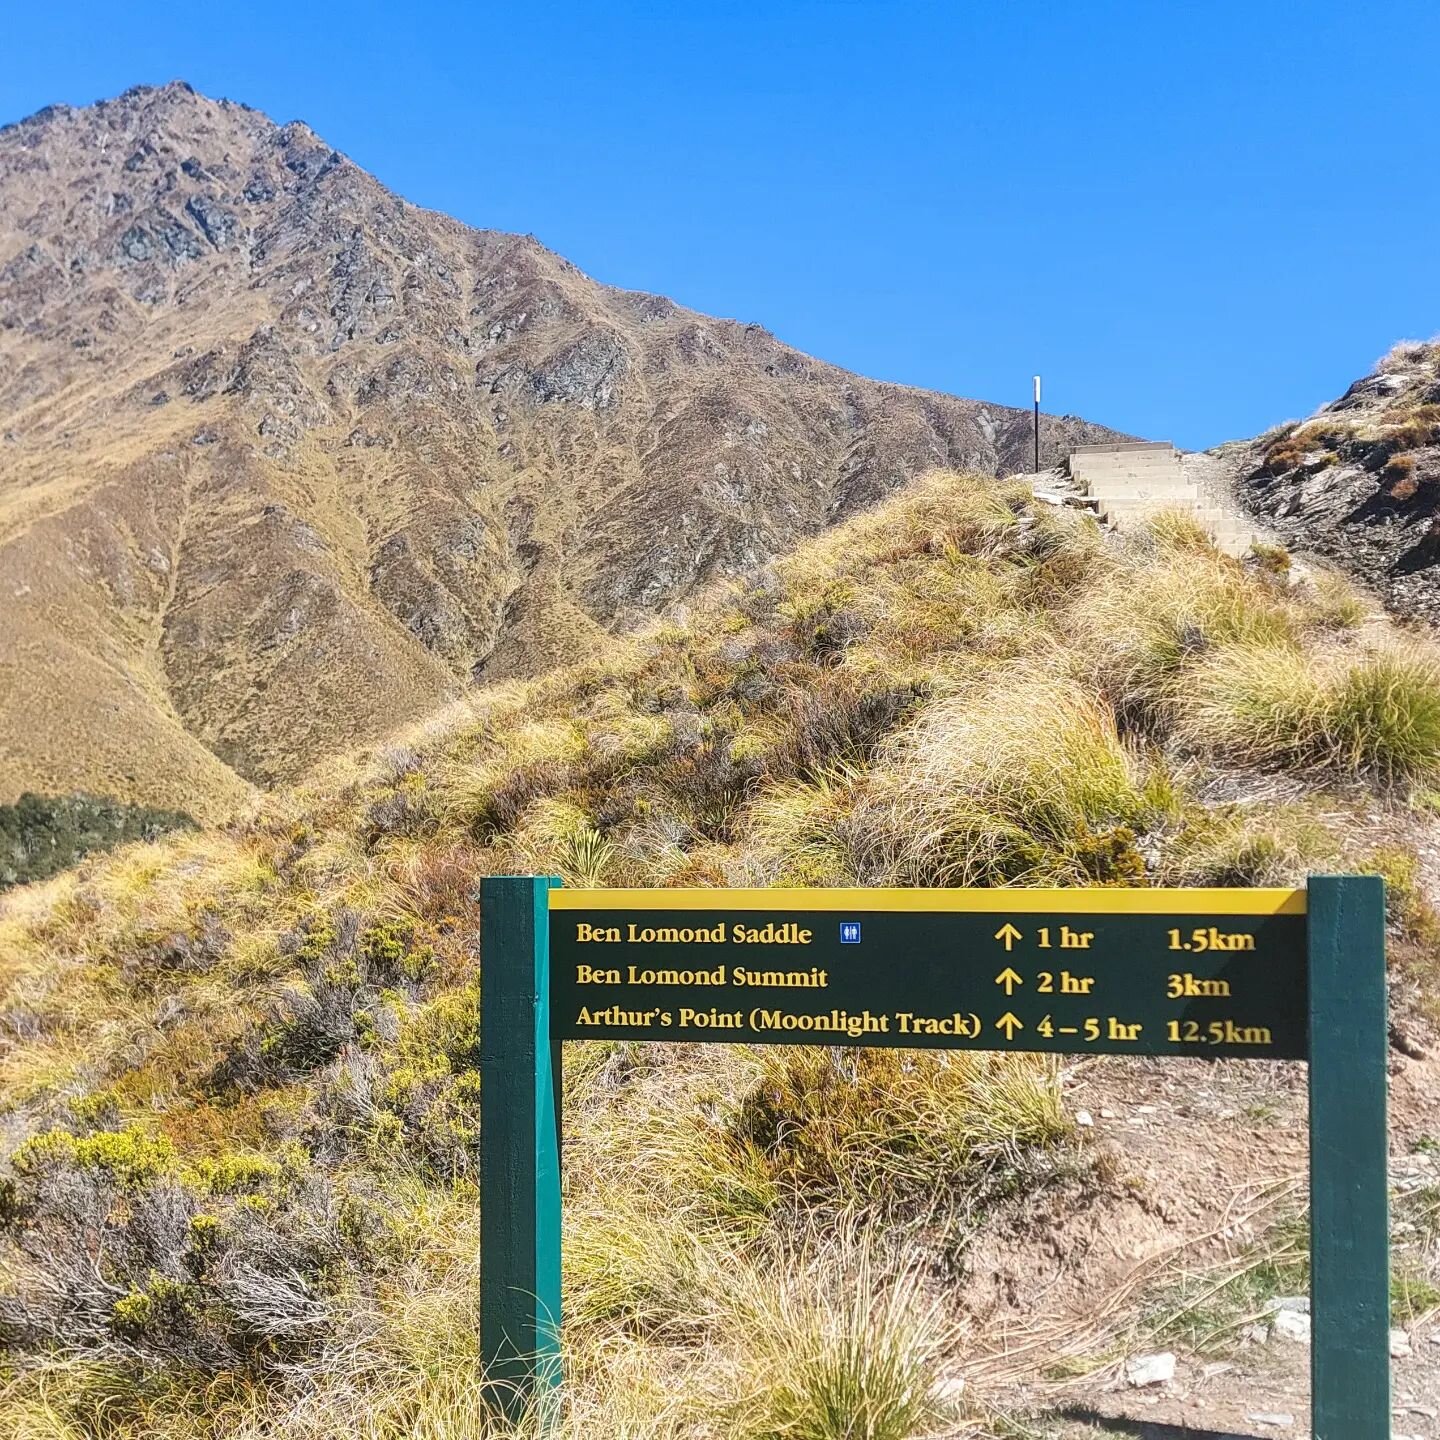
[943,1046,1440,1437]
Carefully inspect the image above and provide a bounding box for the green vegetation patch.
[0,791,194,891]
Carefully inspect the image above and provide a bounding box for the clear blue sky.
[5,2,1437,449]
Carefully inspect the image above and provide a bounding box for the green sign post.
[478,877,1390,1437]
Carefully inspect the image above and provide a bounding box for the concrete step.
[1075,457,1184,471]
[1071,447,1179,461]
[1196,506,1254,558]
[1092,496,1201,511]
[1064,440,1254,558]
[1072,459,1182,477]
[1074,464,1185,478]
[1070,441,1176,456]
[1084,482,1198,498]
[1076,474,1187,490]
[1073,452,1180,465]
[1073,468,1184,488]
[1092,495,1200,518]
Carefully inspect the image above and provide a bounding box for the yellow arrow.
[995,1012,1023,1041]
[994,966,1023,995]
[994,923,1023,951]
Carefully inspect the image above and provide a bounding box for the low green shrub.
[0,792,193,891]
[12,1125,176,1189]
[728,1046,1067,1217]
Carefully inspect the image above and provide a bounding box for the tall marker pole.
[479,875,563,1421]
[1032,374,1041,471]
[1306,873,1390,1438]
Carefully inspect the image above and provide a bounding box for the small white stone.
[1272,1309,1311,1344]
[931,1375,965,1401]
[1390,1328,1412,1358]
[1124,1352,1176,1387]
[1075,1109,1094,1127]
[1247,1413,1294,1429]
[1267,1295,1310,1314]
[1100,1107,1117,1119]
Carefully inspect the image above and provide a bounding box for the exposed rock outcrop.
[1238,340,1440,618]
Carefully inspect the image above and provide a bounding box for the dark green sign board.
[480,878,1390,1438]
[550,888,1307,1057]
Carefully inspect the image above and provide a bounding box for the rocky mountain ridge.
[1238,339,1440,617]
[0,82,1130,816]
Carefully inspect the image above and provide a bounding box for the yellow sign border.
[550,887,1306,916]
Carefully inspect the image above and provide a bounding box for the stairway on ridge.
[1066,442,1254,557]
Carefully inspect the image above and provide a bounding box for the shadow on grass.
[1053,1408,1273,1440]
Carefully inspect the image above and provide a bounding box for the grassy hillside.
[1,472,1437,1438]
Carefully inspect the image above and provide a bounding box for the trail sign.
[479,878,1390,1439]
[550,888,1307,1057]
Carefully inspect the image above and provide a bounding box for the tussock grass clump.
[566,1190,737,1334]
[733,1243,958,1440]
[866,672,1148,885]
[1073,548,1296,729]
[1142,506,1218,554]
[1305,569,1370,630]
[1385,402,1440,453]
[784,471,1022,588]
[765,677,927,784]
[1248,539,1291,576]
[729,1047,1067,1215]
[1177,641,1440,783]
[750,768,870,886]
[1164,805,1339,888]
[446,719,589,838]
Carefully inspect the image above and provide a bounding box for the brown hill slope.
[1,474,1436,1436]
[1238,339,1440,618]
[0,82,1130,818]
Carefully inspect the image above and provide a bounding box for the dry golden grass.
[2,469,1438,1437]
[1177,640,1440,783]
[861,669,1150,886]
[1069,538,1297,726]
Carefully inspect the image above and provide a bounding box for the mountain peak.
[4,79,234,138]
[113,79,199,104]
[0,81,1130,816]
